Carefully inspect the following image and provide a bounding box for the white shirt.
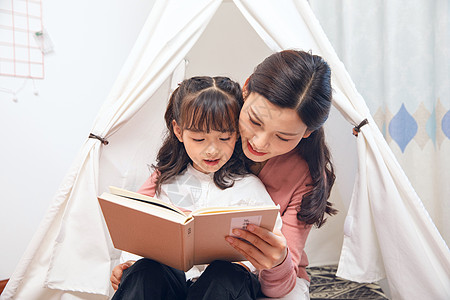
[160,164,278,211]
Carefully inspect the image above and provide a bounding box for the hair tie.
[352,119,368,137]
[89,133,109,145]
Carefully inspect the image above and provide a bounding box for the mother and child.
[110,49,337,300]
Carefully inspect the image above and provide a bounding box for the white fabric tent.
[2,0,449,299]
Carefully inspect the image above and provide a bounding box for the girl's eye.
[277,135,290,142]
[192,138,204,142]
[220,137,231,141]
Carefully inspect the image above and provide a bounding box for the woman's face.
[239,92,310,162]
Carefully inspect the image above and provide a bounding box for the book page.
[99,193,190,224]
[191,205,279,216]
[109,186,186,216]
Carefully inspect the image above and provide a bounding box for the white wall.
[0,0,156,279]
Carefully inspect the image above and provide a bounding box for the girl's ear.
[172,120,183,142]
[242,77,250,100]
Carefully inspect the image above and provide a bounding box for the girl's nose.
[205,143,219,156]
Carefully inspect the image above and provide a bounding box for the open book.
[98,186,279,271]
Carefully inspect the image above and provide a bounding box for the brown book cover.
[98,186,279,271]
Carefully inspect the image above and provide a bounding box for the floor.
[307,265,388,300]
[0,266,389,299]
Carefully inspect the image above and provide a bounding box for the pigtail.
[153,84,191,195]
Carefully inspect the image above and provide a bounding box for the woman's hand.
[110,260,135,291]
[225,224,287,270]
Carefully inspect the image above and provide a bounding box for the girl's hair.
[246,50,337,227]
[154,76,248,194]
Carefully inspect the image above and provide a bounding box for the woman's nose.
[252,133,269,150]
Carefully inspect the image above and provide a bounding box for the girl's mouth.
[247,142,267,156]
[204,159,220,166]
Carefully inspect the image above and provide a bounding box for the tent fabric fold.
[2,1,449,299]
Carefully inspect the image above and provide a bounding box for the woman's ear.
[302,130,312,138]
[172,120,183,142]
[242,77,250,100]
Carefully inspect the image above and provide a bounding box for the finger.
[111,272,120,284]
[111,261,134,287]
[111,265,124,286]
[245,224,281,247]
[122,260,135,269]
[232,228,272,254]
[226,236,268,269]
[112,268,122,280]
[228,227,288,268]
[110,277,120,291]
[228,238,266,269]
[112,283,119,291]
[238,225,287,254]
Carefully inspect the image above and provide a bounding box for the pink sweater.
[138,149,312,298]
[257,149,312,297]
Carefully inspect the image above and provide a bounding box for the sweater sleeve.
[137,171,159,197]
[258,189,312,297]
[257,153,313,298]
[137,171,192,214]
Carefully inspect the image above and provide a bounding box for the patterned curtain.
[309,0,450,245]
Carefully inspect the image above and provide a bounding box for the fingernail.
[226,237,234,244]
[232,229,240,236]
[247,224,255,232]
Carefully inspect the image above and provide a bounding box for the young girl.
[112,50,337,300]
[112,76,282,299]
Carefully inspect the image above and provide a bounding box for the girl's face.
[173,121,237,174]
[239,92,310,162]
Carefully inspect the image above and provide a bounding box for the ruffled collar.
[186,164,214,181]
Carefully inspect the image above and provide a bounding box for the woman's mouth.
[204,159,220,166]
[247,142,267,156]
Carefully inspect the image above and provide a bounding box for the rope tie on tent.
[352,119,368,137]
[89,133,109,145]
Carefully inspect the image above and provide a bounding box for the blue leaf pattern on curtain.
[310,0,450,245]
[443,110,450,139]
[389,104,417,152]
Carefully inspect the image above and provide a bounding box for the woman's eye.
[249,117,260,126]
[277,135,290,142]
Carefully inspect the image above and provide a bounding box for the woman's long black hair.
[154,76,248,195]
[246,50,337,227]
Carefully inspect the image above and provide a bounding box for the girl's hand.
[110,260,135,291]
[226,225,287,270]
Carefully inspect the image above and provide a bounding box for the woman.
[111,50,336,299]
